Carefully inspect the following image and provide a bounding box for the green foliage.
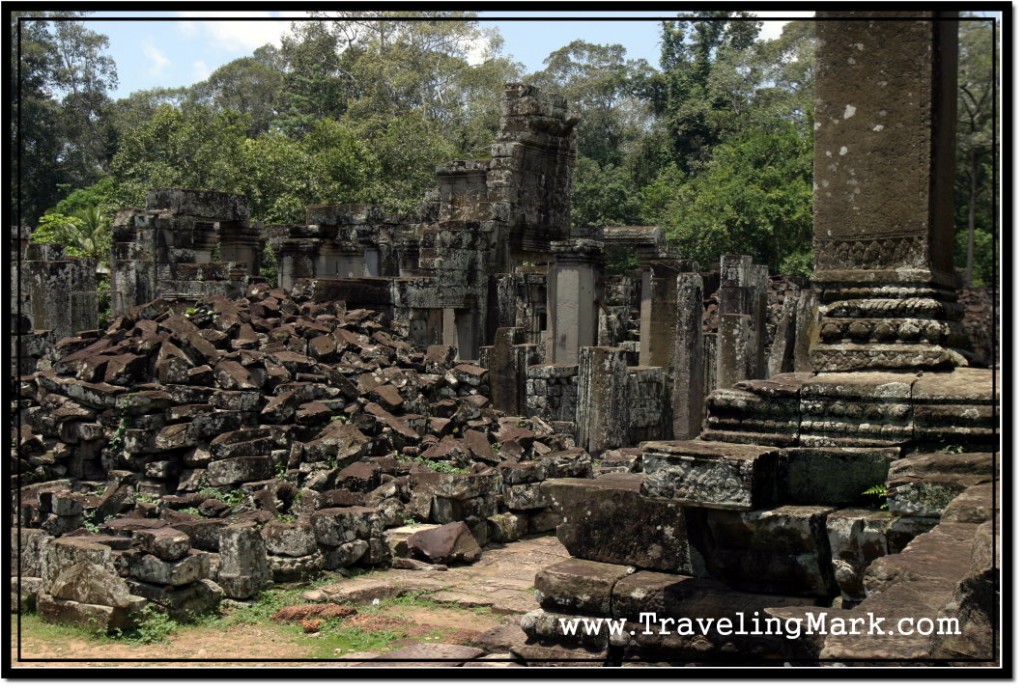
[956,228,997,285]
[14,13,118,225]
[108,416,129,455]
[571,157,644,228]
[605,246,639,275]
[198,487,248,507]
[116,605,178,645]
[955,17,997,285]
[779,248,815,279]
[660,120,812,271]
[399,454,467,475]
[862,484,889,511]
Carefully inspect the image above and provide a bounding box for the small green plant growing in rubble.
[198,486,248,507]
[117,605,178,645]
[399,454,468,475]
[108,416,129,454]
[862,484,889,511]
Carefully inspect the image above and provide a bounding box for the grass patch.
[14,612,100,644]
[304,619,404,659]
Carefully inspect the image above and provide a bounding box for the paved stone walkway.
[304,535,571,667]
[308,534,568,615]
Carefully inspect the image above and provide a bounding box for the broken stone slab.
[209,428,277,458]
[42,535,120,588]
[408,472,501,502]
[384,524,438,558]
[126,578,225,622]
[12,529,52,578]
[335,461,381,493]
[213,360,259,390]
[303,420,370,465]
[861,521,979,598]
[206,456,276,486]
[640,439,779,510]
[351,642,486,667]
[912,369,999,450]
[37,592,145,633]
[535,558,633,616]
[117,549,210,586]
[503,482,551,511]
[132,527,191,562]
[321,539,370,570]
[48,561,143,610]
[931,521,997,660]
[406,521,481,565]
[262,521,317,557]
[886,453,993,518]
[940,483,997,524]
[520,608,625,651]
[472,624,530,655]
[779,446,899,506]
[310,507,379,546]
[542,475,703,575]
[509,641,608,666]
[699,505,838,597]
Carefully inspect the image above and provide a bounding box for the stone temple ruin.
[10,12,999,667]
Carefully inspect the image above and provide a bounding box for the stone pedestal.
[810,13,967,371]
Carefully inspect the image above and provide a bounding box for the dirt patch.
[272,604,356,622]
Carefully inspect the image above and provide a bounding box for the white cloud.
[192,59,211,82]
[175,11,306,52]
[143,38,171,76]
[754,11,815,41]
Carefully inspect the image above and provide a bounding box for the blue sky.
[78,10,815,100]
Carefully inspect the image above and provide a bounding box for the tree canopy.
[13,13,999,282]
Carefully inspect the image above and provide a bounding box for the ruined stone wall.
[525,365,579,424]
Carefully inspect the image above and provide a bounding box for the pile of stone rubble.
[12,279,593,628]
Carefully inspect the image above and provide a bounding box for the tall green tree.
[652,12,761,173]
[652,18,815,273]
[13,12,118,225]
[190,53,285,137]
[956,16,997,284]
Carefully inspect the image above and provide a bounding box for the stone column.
[716,255,768,386]
[25,244,97,340]
[638,260,682,368]
[811,12,967,371]
[489,327,528,416]
[546,239,603,365]
[575,346,629,454]
[672,273,705,439]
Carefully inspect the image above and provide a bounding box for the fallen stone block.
[217,522,271,600]
[118,550,210,586]
[486,512,527,543]
[535,558,633,616]
[132,527,191,562]
[542,475,702,575]
[407,521,481,565]
[641,440,779,510]
[311,507,378,547]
